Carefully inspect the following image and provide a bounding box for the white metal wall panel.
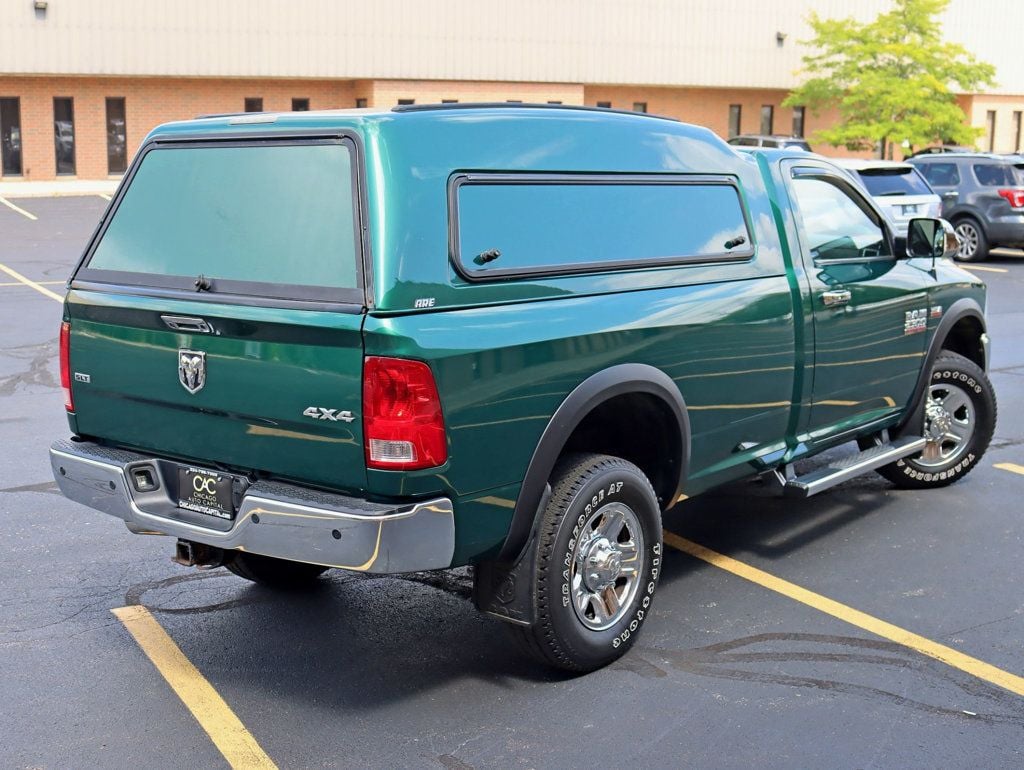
[0,0,1020,94]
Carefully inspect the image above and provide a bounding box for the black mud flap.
[472,484,551,627]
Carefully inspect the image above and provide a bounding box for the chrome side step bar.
[779,436,927,498]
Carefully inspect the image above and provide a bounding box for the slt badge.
[178,349,207,394]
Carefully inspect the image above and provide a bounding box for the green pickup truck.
[51,104,996,672]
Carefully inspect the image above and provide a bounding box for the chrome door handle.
[822,290,851,307]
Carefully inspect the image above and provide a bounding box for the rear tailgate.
[66,136,369,492]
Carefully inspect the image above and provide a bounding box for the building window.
[792,106,805,138]
[397,98,415,105]
[244,97,263,112]
[53,97,75,176]
[986,110,996,151]
[1013,111,1022,153]
[292,98,310,111]
[441,99,458,104]
[355,98,367,108]
[596,101,611,108]
[728,104,741,138]
[547,100,562,105]
[633,102,647,113]
[760,105,774,135]
[105,97,127,175]
[506,100,523,103]
[0,97,23,176]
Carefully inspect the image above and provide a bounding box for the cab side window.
[791,176,891,261]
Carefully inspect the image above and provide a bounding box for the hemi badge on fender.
[930,305,943,319]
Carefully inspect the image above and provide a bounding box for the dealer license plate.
[178,466,236,520]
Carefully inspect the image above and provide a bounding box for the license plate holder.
[178,466,236,520]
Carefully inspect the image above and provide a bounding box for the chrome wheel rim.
[918,382,975,468]
[569,502,644,631]
[954,223,978,259]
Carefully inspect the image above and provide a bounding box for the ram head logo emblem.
[178,349,207,394]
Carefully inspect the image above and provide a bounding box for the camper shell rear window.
[78,138,363,304]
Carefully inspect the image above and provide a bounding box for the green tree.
[783,0,996,158]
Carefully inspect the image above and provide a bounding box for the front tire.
[225,551,329,588]
[512,453,663,672]
[953,218,989,262]
[871,351,996,489]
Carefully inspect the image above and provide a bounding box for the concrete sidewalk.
[0,178,120,198]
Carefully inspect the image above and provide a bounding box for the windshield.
[83,141,361,302]
[857,167,933,197]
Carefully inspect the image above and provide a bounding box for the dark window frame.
[728,104,741,138]
[448,172,756,282]
[53,96,76,176]
[1013,110,1022,154]
[397,98,415,105]
[0,96,23,176]
[291,98,310,111]
[244,97,263,113]
[792,105,805,138]
[74,134,368,308]
[355,98,368,108]
[760,104,774,135]
[596,101,611,108]
[105,96,128,175]
[633,102,648,113]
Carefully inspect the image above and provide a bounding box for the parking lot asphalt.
[1,195,1022,769]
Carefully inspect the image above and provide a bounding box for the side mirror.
[906,217,959,260]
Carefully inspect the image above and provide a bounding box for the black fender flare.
[897,297,987,430]
[498,363,690,561]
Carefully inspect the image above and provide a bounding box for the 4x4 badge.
[178,349,207,394]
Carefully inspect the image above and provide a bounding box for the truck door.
[785,162,930,436]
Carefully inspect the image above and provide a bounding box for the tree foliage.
[783,0,995,155]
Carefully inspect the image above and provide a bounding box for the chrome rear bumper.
[50,439,455,573]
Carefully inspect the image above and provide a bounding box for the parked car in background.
[906,145,976,158]
[909,153,1024,261]
[835,159,941,236]
[728,134,812,151]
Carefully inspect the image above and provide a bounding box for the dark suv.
[909,153,1024,261]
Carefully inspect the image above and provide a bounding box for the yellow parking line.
[0,262,64,302]
[994,462,1024,476]
[111,606,278,770]
[0,279,64,287]
[960,265,1008,273]
[662,531,1024,698]
[97,193,112,201]
[0,196,38,220]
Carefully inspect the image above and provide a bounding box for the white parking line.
[0,197,38,220]
[0,262,63,302]
[97,193,112,201]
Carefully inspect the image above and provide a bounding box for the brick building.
[1,0,1022,182]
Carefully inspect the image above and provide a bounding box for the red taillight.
[997,188,1024,208]
[363,356,447,471]
[59,321,73,411]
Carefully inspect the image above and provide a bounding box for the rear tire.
[511,453,662,672]
[866,351,996,489]
[953,218,989,262]
[225,552,329,588]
